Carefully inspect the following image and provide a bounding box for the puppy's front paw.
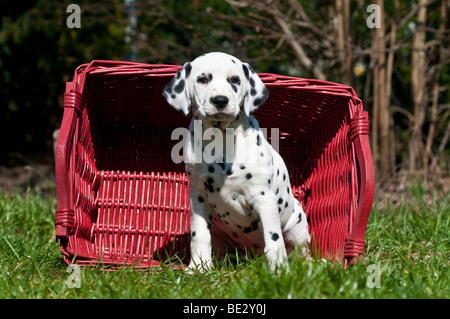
[186,260,213,274]
[268,257,290,273]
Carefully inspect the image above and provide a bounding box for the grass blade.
[2,235,20,260]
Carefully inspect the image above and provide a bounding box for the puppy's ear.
[241,63,269,116]
[163,62,192,115]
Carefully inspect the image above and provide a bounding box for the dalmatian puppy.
[163,52,310,272]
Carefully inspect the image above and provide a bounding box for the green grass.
[0,185,448,299]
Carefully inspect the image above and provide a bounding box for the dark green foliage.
[0,0,127,165]
[0,0,448,172]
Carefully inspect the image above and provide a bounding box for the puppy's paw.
[267,257,290,274]
[186,260,213,274]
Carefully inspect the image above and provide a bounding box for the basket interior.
[67,70,357,266]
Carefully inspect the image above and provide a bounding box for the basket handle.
[345,111,375,266]
[55,81,81,241]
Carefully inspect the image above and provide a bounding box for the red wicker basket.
[55,60,374,268]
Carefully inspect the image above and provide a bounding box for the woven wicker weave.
[55,60,374,268]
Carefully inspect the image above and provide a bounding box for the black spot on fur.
[297,213,302,224]
[270,232,279,241]
[208,165,215,173]
[283,173,286,181]
[185,63,192,78]
[256,135,261,146]
[242,64,249,80]
[246,173,253,180]
[287,187,290,194]
[226,168,233,176]
[253,98,262,106]
[243,219,259,233]
[243,227,252,233]
[192,231,196,237]
[164,77,175,94]
[204,180,214,193]
[239,164,246,170]
[198,196,204,203]
[278,198,283,205]
[174,80,185,93]
[261,191,265,195]
[285,202,288,208]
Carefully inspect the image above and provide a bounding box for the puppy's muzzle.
[210,95,229,111]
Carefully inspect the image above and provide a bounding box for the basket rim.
[69,60,363,109]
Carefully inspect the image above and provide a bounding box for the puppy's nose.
[210,95,229,110]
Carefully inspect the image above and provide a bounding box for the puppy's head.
[163,52,268,122]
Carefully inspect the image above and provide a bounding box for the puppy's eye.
[197,75,209,84]
[229,76,241,85]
